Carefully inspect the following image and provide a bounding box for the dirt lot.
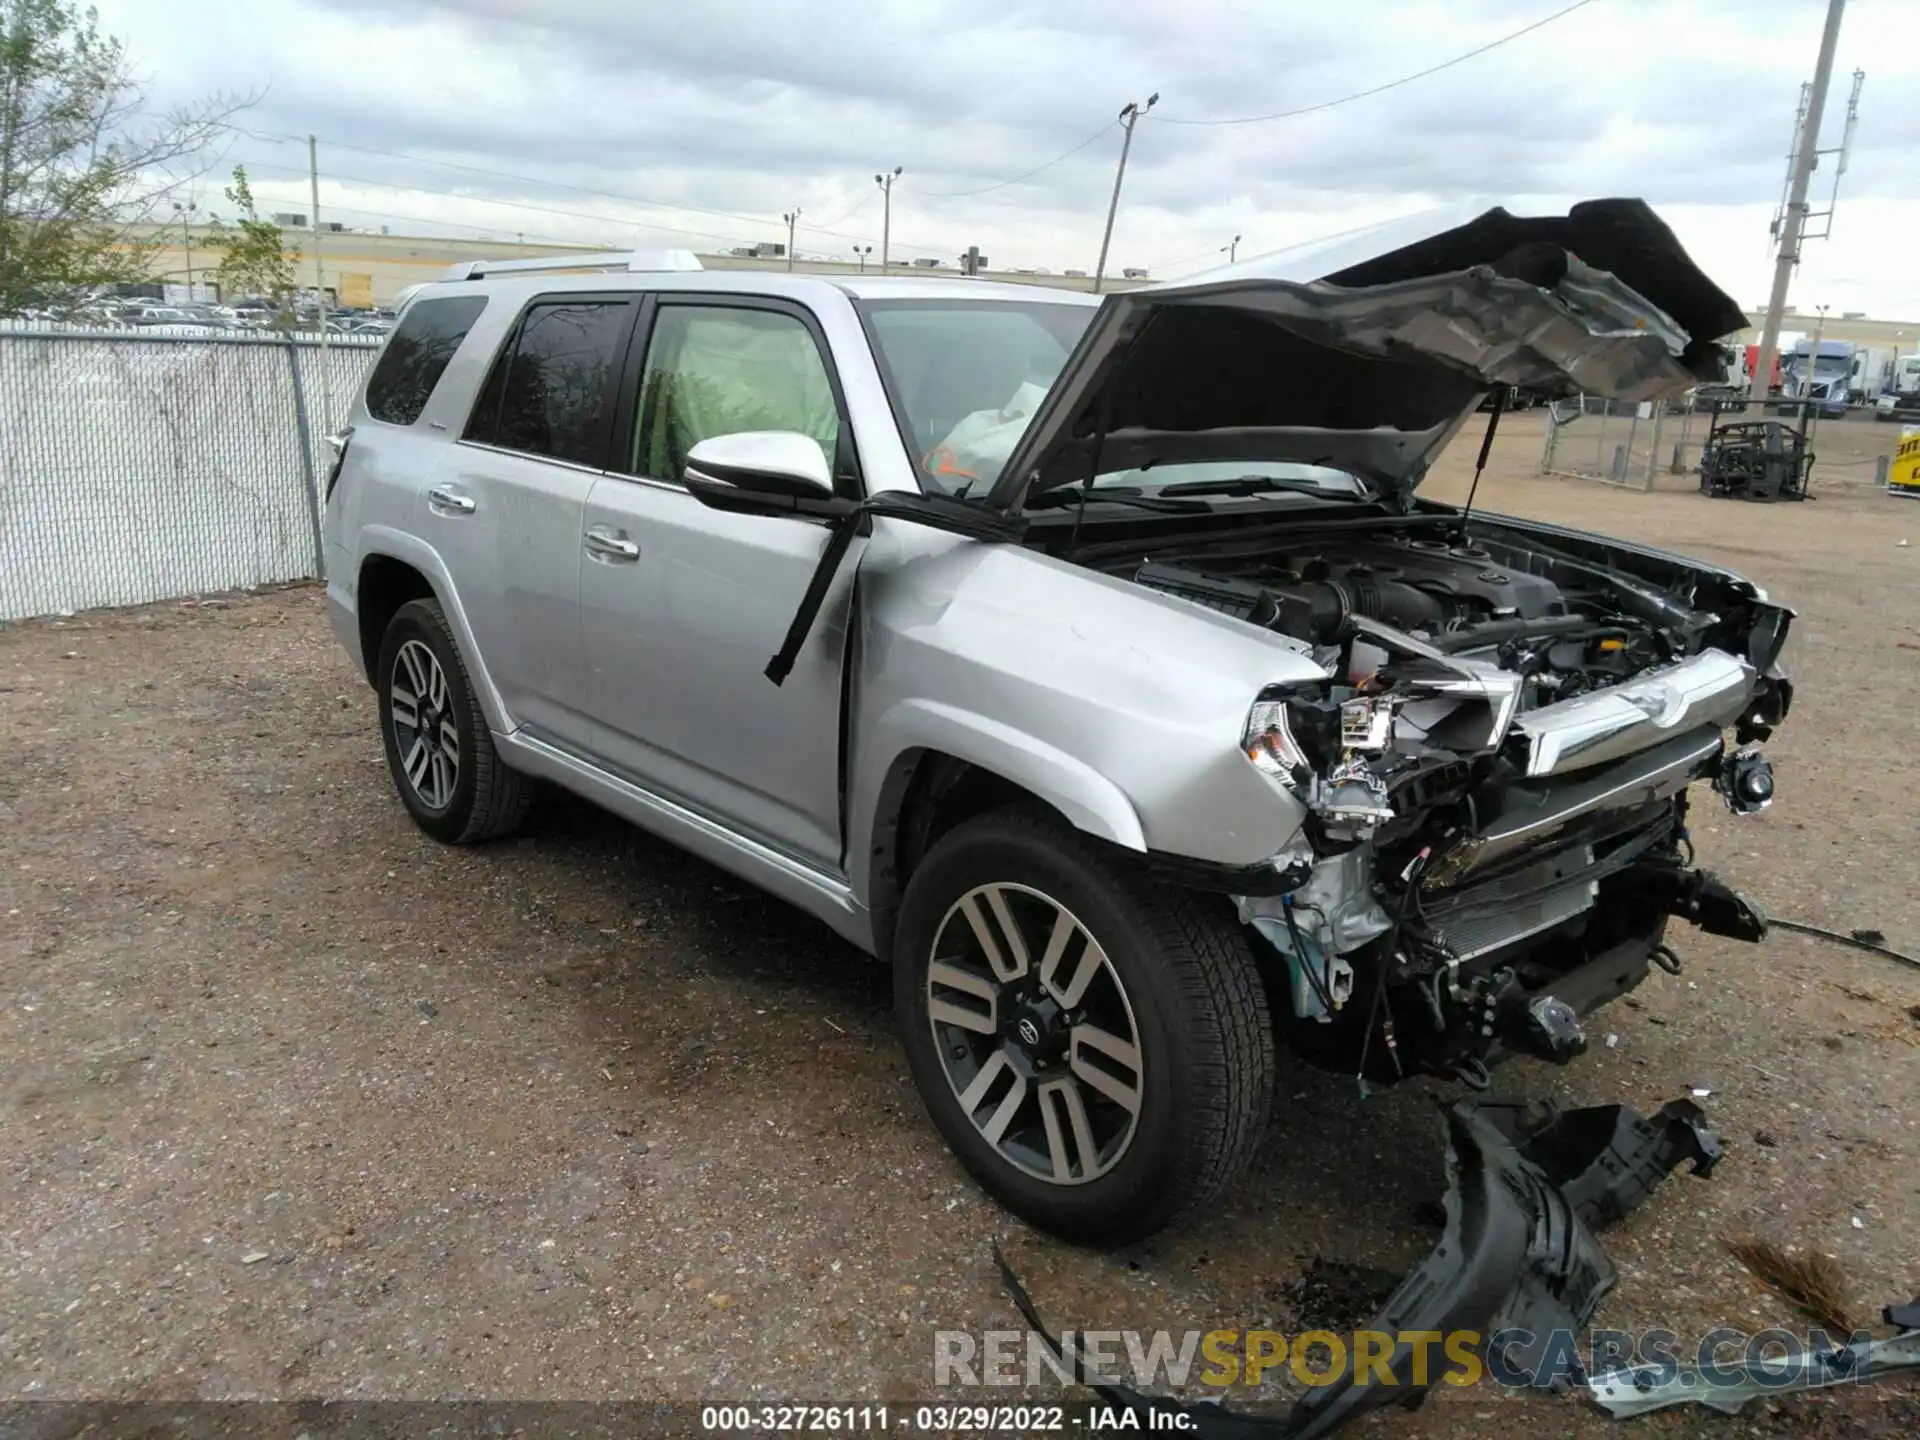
[3,410,1917,1433]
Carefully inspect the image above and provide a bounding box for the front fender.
[351,525,513,737]
[872,699,1148,852]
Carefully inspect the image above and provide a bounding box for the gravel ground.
[2,410,1916,1434]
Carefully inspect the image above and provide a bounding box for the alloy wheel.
[925,882,1144,1185]
[389,638,459,810]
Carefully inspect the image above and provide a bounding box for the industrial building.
[127,223,1146,308]
[128,223,1916,351]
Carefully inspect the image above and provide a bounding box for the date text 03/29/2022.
[699,1403,1193,1432]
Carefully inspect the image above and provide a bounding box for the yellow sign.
[339,271,374,308]
[1891,428,1920,497]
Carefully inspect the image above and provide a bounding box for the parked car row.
[5,295,398,337]
[327,312,396,337]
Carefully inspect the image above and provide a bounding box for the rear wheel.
[376,598,533,843]
[894,807,1274,1246]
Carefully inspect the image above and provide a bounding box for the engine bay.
[1128,527,1701,710]
[1099,517,1792,1086]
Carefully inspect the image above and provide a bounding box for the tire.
[375,597,533,844]
[893,806,1274,1246]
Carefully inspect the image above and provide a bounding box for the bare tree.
[0,0,250,313]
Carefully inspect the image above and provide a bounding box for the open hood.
[986,198,1746,513]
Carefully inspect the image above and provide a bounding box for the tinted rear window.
[363,296,488,425]
[467,300,632,466]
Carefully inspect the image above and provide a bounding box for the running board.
[497,729,871,951]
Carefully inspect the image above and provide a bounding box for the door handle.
[427,485,476,516]
[584,526,640,562]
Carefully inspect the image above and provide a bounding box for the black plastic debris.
[994,1094,1723,1440]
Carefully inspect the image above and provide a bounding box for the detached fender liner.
[995,1096,1721,1440]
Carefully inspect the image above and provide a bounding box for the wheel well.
[356,555,436,686]
[867,751,1060,962]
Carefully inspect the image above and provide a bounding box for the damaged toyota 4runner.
[325,199,1788,1247]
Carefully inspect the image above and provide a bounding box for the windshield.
[859,299,1092,495]
[860,298,1378,506]
[1789,351,1850,380]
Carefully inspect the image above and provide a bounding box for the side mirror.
[683,432,854,518]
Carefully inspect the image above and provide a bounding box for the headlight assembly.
[1242,686,1341,781]
[1243,685,1401,841]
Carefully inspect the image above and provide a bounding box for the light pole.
[1094,94,1157,294]
[853,244,872,273]
[782,209,802,271]
[172,200,198,296]
[874,167,901,271]
[1223,233,1242,265]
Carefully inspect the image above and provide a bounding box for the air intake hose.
[1271,577,1448,643]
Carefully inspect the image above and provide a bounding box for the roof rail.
[440,248,704,281]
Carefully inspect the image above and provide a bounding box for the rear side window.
[363,296,488,425]
[465,299,633,466]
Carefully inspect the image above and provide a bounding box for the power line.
[221,182,612,249]
[1231,213,1439,267]
[914,119,1119,198]
[803,188,876,233]
[241,157,989,270]
[1148,212,1442,277]
[229,187,603,250]
[1149,0,1602,125]
[226,123,971,255]
[238,159,766,248]
[226,125,783,233]
[1147,243,1238,274]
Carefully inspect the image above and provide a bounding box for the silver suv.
[324,200,1790,1245]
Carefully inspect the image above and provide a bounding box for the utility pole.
[783,208,801,271]
[1749,0,1847,405]
[874,167,901,271]
[308,135,326,317]
[1093,93,1156,295]
[309,134,330,429]
[173,200,197,295]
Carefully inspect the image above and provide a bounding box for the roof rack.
[440,248,704,282]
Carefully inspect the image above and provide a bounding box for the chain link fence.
[0,323,383,621]
[1536,394,1680,491]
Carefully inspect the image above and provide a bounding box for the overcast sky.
[103,0,1920,319]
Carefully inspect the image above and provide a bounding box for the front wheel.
[894,807,1274,1246]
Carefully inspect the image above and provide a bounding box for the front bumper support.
[1587,1306,1920,1418]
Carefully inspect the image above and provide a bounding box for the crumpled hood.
[986,198,1746,512]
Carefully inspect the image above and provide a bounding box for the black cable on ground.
[1772,917,1920,973]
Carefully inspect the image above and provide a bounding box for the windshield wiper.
[1024,484,1213,514]
[1156,473,1370,500]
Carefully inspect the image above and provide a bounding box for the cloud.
[92,0,1920,311]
